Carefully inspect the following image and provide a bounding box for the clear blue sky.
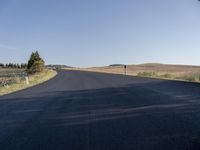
[0,0,200,67]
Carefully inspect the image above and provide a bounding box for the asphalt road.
[0,70,200,150]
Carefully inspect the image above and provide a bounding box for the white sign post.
[25,76,29,85]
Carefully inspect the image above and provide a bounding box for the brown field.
[82,63,200,82]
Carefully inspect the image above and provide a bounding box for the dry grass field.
[0,68,27,86]
[82,63,200,82]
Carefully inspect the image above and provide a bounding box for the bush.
[137,72,157,77]
[30,60,45,73]
[180,73,200,82]
[160,73,173,79]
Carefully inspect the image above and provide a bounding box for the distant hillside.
[81,63,200,82]
[84,63,200,76]
[109,64,125,67]
[46,65,73,69]
[137,63,162,66]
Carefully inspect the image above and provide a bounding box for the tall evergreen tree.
[27,51,45,73]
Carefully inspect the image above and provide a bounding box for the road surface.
[0,70,200,150]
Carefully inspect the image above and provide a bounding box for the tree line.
[0,63,27,69]
[1,51,45,74]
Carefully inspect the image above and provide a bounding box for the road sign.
[124,65,127,75]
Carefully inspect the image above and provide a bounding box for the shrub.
[160,73,173,79]
[180,73,200,82]
[137,72,157,77]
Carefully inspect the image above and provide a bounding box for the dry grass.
[0,69,57,96]
[80,63,200,83]
[0,69,27,86]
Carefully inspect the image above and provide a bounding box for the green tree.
[21,63,27,69]
[17,64,20,68]
[27,51,45,73]
[0,63,4,68]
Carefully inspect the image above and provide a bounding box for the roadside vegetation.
[137,72,200,82]
[0,51,57,96]
[137,72,158,77]
[83,64,200,83]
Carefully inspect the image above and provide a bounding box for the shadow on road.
[0,79,200,149]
